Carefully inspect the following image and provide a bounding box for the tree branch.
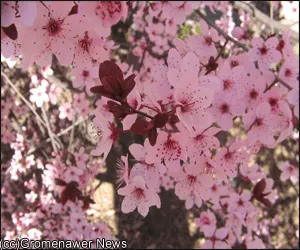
[41,105,58,152]
[234,1,299,41]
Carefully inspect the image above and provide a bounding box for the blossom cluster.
[1,1,299,249]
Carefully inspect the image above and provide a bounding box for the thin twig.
[1,71,48,128]
[195,9,249,52]
[41,105,58,152]
[137,48,147,72]
[126,102,154,119]
[235,1,299,41]
[68,111,77,154]
[27,118,87,155]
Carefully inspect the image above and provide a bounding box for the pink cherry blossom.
[29,85,49,108]
[248,37,282,71]
[195,210,217,236]
[19,2,84,66]
[129,139,166,189]
[173,72,214,130]
[187,125,221,160]
[243,102,282,145]
[117,175,161,217]
[227,191,253,218]
[186,20,218,59]
[201,227,229,249]
[79,2,128,38]
[240,164,265,183]
[173,161,210,209]
[279,55,299,88]
[209,92,246,131]
[74,147,89,169]
[145,131,187,170]
[278,161,299,184]
[59,103,74,121]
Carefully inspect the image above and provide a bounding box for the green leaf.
[195,25,202,35]
[178,24,192,40]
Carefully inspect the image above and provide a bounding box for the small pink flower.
[145,131,187,170]
[279,161,299,184]
[117,175,161,217]
[29,85,49,108]
[248,37,282,71]
[243,102,281,145]
[59,103,74,121]
[201,227,229,249]
[195,210,217,236]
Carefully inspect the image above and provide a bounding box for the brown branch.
[234,1,299,41]
[41,105,58,152]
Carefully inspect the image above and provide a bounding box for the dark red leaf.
[80,196,95,210]
[130,119,153,135]
[60,182,81,205]
[122,74,136,99]
[153,113,169,128]
[90,86,117,100]
[2,24,18,40]
[107,101,128,119]
[101,76,123,99]
[99,60,123,82]
[54,178,66,186]
[169,114,180,124]
[253,178,266,198]
[68,4,78,15]
[68,181,79,189]
[258,197,272,208]
[148,127,158,146]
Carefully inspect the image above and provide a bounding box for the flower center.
[211,184,217,191]
[284,69,292,77]
[204,36,213,46]
[45,18,63,36]
[238,199,244,206]
[269,97,278,107]
[255,118,263,126]
[78,32,93,53]
[164,138,177,149]
[223,79,232,90]
[288,165,294,173]
[250,90,258,99]
[259,46,268,55]
[201,216,211,225]
[194,134,204,142]
[224,152,232,160]
[187,175,197,186]
[133,188,145,200]
[221,104,229,114]
[82,70,89,78]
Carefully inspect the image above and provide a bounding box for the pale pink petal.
[51,39,74,66]
[18,1,37,26]
[129,143,145,162]
[168,48,181,68]
[121,195,137,213]
[218,113,233,131]
[137,202,149,217]
[215,227,228,240]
